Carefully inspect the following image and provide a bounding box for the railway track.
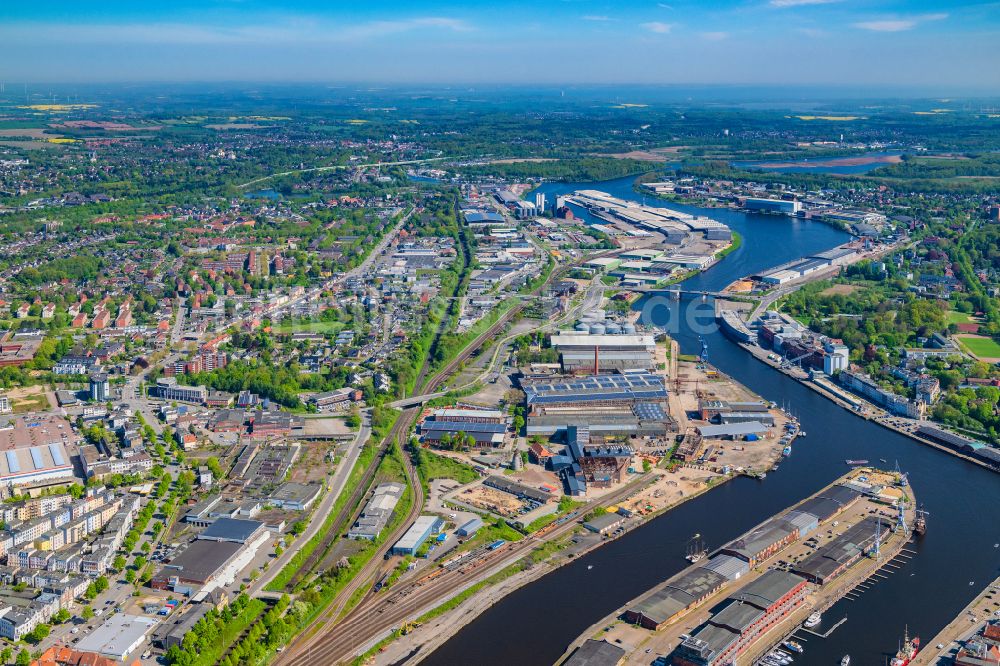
[283,475,651,666]
[277,248,616,663]
[277,299,529,662]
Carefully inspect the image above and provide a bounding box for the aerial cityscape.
[0,1,998,666]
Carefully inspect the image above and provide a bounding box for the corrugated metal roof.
[701,554,749,580]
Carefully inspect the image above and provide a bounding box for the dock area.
[730,331,1000,474]
[555,468,917,666]
[913,574,1000,665]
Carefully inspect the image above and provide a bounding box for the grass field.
[820,284,862,297]
[274,320,345,335]
[956,335,1000,359]
[947,310,974,324]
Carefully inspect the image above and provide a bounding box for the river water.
[425,176,1000,666]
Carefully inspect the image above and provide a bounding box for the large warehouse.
[524,372,673,437]
[75,614,158,661]
[549,333,657,374]
[673,570,808,666]
[151,540,244,590]
[0,415,77,486]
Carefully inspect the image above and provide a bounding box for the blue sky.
[1,1,997,88]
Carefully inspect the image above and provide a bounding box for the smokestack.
[594,344,599,375]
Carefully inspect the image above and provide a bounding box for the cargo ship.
[845,459,869,466]
[890,627,920,666]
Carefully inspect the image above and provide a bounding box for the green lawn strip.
[716,230,743,259]
[273,320,346,335]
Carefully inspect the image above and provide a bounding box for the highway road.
[237,159,453,190]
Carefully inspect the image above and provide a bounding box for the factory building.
[419,408,507,448]
[0,415,77,487]
[390,515,443,556]
[549,333,656,374]
[743,198,802,215]
[348,482,404,541]
[524,372,672,438]
[563,425,633,489]
[696,422,769,440]
[523,373,670,408]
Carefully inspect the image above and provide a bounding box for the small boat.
[845,459,869,466]
[880,458,888,463]
[783,640,803,653]
[782,445,792,457]
[587,565,593,570]
[804,611,822,628]
[841,655,850,666]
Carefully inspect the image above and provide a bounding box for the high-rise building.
[534,192,546,213]
[89,372,109,402]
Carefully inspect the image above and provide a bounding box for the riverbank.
[374,352,792,665]
[913,573,1000,665]
[371,469,733,665]
[557,467,917,666]
[429,174,1000,666]
[733,336,1000,474]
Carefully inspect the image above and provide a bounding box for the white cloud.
[657,3,674,8]
[854,12,948,32]
[701,31,729,41]
[640,21,673,34]
[795,27,826,37]
[582,15,616,22]
[770,0,840,7]
[0,16,473,45]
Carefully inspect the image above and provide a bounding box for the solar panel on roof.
[29,448,43,470]
[5,451,19,473]
[422,421,506,433]
[48,444,65,467]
